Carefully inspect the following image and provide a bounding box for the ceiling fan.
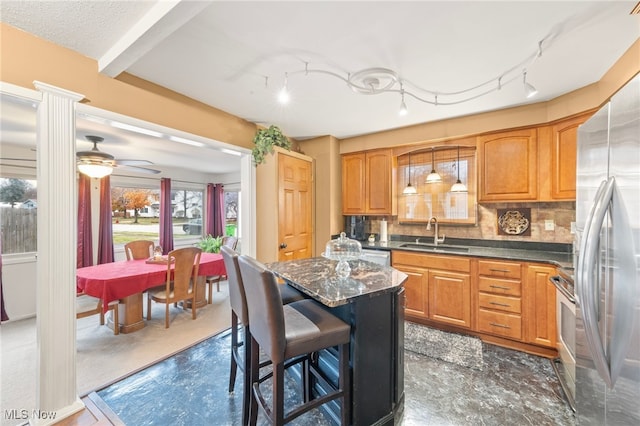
[76,135,160,177]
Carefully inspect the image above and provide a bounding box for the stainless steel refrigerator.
[574,73,640,425]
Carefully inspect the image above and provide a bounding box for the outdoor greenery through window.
[0,178,37,254]
[112,186,204,245]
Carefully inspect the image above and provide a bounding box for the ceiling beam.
[98,0,209,77]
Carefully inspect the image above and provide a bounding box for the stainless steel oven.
[550,267,576,412]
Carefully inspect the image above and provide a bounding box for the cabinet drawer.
[478,309,522,340]
[478,260,521,279]
[479,293,521,314]
[392,251,470,272]
[478,277,522,296]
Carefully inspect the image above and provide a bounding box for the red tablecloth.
[77,253,225,311]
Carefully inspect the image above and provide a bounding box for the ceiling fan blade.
[116,164,161,174]
[115,159,153,166]
[0,157,36,161]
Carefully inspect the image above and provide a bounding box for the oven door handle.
[576,177,613,388]
[549,275,575,304]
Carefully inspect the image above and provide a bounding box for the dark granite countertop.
[356,236,574,269]
[266,257,408,307]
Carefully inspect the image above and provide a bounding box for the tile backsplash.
[369,202,575,244]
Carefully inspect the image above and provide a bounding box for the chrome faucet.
[426,216,445,246]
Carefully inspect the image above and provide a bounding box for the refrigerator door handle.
[608,180,638,386]
[577,177,615,388]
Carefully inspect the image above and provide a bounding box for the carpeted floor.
[0,282,231,426]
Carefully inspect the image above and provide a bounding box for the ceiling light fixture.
[523,69,538,98]
[399,84,408,116]
[76,135,115,178]
[403,152,417,194]
[450,145,468,193]
[426,148,442,184]
[265,31,553,114]
[278,72,290,104]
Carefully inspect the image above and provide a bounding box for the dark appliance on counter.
[346,216,368,241]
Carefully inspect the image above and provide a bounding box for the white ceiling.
[1,1,639,173]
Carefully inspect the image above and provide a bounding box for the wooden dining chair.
[124,240,154,260]
[205,236,238,303]
[76,291,120,335]
[146,247,202,328]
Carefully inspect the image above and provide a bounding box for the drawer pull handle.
[489,301,510,307]
[489,322,511,329]
[489,285,510,290]
[489,268,510,273]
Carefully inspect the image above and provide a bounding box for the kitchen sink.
[399,243,469,253]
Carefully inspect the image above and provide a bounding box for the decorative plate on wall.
[497,208,531,236]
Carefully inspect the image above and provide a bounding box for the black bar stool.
[238,255,351,425]
[220,246,305,425]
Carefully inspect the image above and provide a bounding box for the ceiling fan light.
[451,180,468,193]
[78,162,113,178]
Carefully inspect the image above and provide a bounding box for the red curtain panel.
[159,178,174,254]
[77,173,94,268]
[98,176,114,264]
[0,235,8,322]
[205,183,225,237]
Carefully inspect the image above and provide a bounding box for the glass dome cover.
[323,232,362,279]
[324,232,362,261]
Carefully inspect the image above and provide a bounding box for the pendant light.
[450,145,468,193]
[403,152,417,194]
[426,147,442,183]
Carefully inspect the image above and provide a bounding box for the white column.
[33,82,84,425]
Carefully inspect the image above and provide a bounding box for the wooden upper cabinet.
[342,153,367,214]
[341,149,392,215]
[478,129,538,202]
[538,112,593,201]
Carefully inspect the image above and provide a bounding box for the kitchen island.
[267,257,408,426]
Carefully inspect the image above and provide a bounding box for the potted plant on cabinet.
[252,125,291,166]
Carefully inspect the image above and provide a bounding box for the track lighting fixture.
[278,72,290,104]
[399,84,408,116]
[426,148,442,184]
[263,30,552,115]
[523,70,538,99]
[403,152,417,194]
[450,145,468,193]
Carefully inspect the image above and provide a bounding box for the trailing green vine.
[252,125,291,166]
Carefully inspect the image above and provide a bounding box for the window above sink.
[397,145,477,225]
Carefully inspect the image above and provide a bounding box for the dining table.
[77,252,226,333]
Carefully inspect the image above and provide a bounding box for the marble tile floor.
[97,329,575,426]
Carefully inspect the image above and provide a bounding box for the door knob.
[279,243,287,249]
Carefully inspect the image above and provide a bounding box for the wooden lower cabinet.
[392,251,471,329]
[524,264,557,348]
[401,266,429,318]
[395,250,558,357]
[429,269,471,328]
